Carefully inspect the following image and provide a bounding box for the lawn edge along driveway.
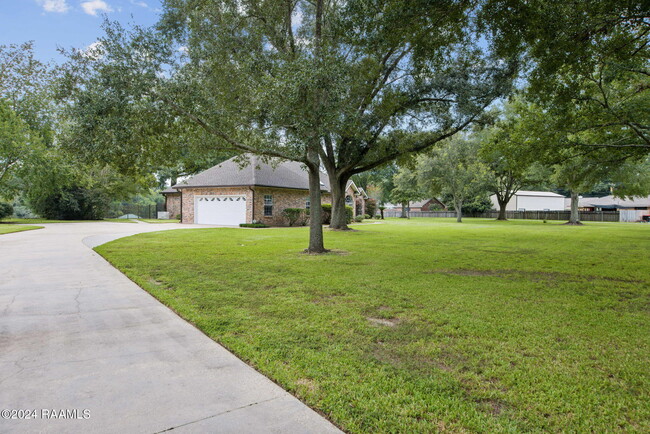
[0,225,43,235]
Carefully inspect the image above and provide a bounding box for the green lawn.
[138,218,180,224]
[0,225,43,235]
[96,218,650,432]
[2,218,136,224]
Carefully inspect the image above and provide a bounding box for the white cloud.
[80,0,113,16]
[36,0,69,13]
[130,0,148,7]
[81,41,104,59]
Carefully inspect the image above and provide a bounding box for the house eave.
[174,184,330,193]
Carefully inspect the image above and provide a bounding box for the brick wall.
[345,185,367,217]
[165,193,182,219]
[253,187,331,226]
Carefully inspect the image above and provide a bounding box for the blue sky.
[0,0,162,63]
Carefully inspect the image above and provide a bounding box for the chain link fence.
[106,202,166,219]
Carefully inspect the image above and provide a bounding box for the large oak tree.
[60,0,515,253]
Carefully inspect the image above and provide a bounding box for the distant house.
[575,195,650,212]
[411,198,447,212]
[345,180,369,216]
[489,191,565,211]
[161,154,367,226]
[382,199,446,213]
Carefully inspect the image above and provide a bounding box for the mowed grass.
[96,218,650,432]
[0,225,42,235]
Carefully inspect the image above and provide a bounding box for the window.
[305,197,311,210]
[264,195,273,216]
[345,195,353,205]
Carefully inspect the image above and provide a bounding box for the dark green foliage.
[281,208,305,227]
[29,186,108,220]
[321,204,332,225]
[344,206,353,224]
[239,223,269,228]
[365,199,377,217]
[463,195,494,214]
[0,202,13,219]
[317,204,353,225]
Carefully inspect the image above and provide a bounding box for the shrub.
[322,204,332,224]
[239,223,269,228]
[306,204,352,225]
[282,208,305,226]
[0,202,13,220]
[29,187,108,220]
[363,214,371,219]
[365,198,377,217]
[354,215,364,222]
[345,205,353,224]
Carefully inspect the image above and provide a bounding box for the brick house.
[345,180,369,217]
[161,155,367,226]
[382,198,447,214]
[161,187,182,219]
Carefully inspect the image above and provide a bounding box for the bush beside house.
[282,208,307,226]
[0,203,13,220]
[29,187,108,220]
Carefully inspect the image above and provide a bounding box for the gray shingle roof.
[161,187,179,194]
[173,154,331,192]
[579,195,650,208]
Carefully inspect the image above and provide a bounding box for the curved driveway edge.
[0,223,341,433]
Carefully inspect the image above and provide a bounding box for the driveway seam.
[154,396,282,433]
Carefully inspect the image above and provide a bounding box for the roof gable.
[174,154,330,192]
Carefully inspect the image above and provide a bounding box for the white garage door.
[195,195,246,225]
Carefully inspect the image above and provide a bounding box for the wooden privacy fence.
[382,210,621,222]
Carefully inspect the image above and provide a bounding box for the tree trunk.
[567,191,582,225]
[455,201,463,223]
[329,174,350,230]
[380,208,384,219]
[305,150,327,253]
[400,201,408,218]
[497,198,508,221]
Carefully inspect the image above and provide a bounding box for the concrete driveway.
[0,222,340,433]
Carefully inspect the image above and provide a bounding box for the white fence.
[619,210,648,222]
[382,210,623,222]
